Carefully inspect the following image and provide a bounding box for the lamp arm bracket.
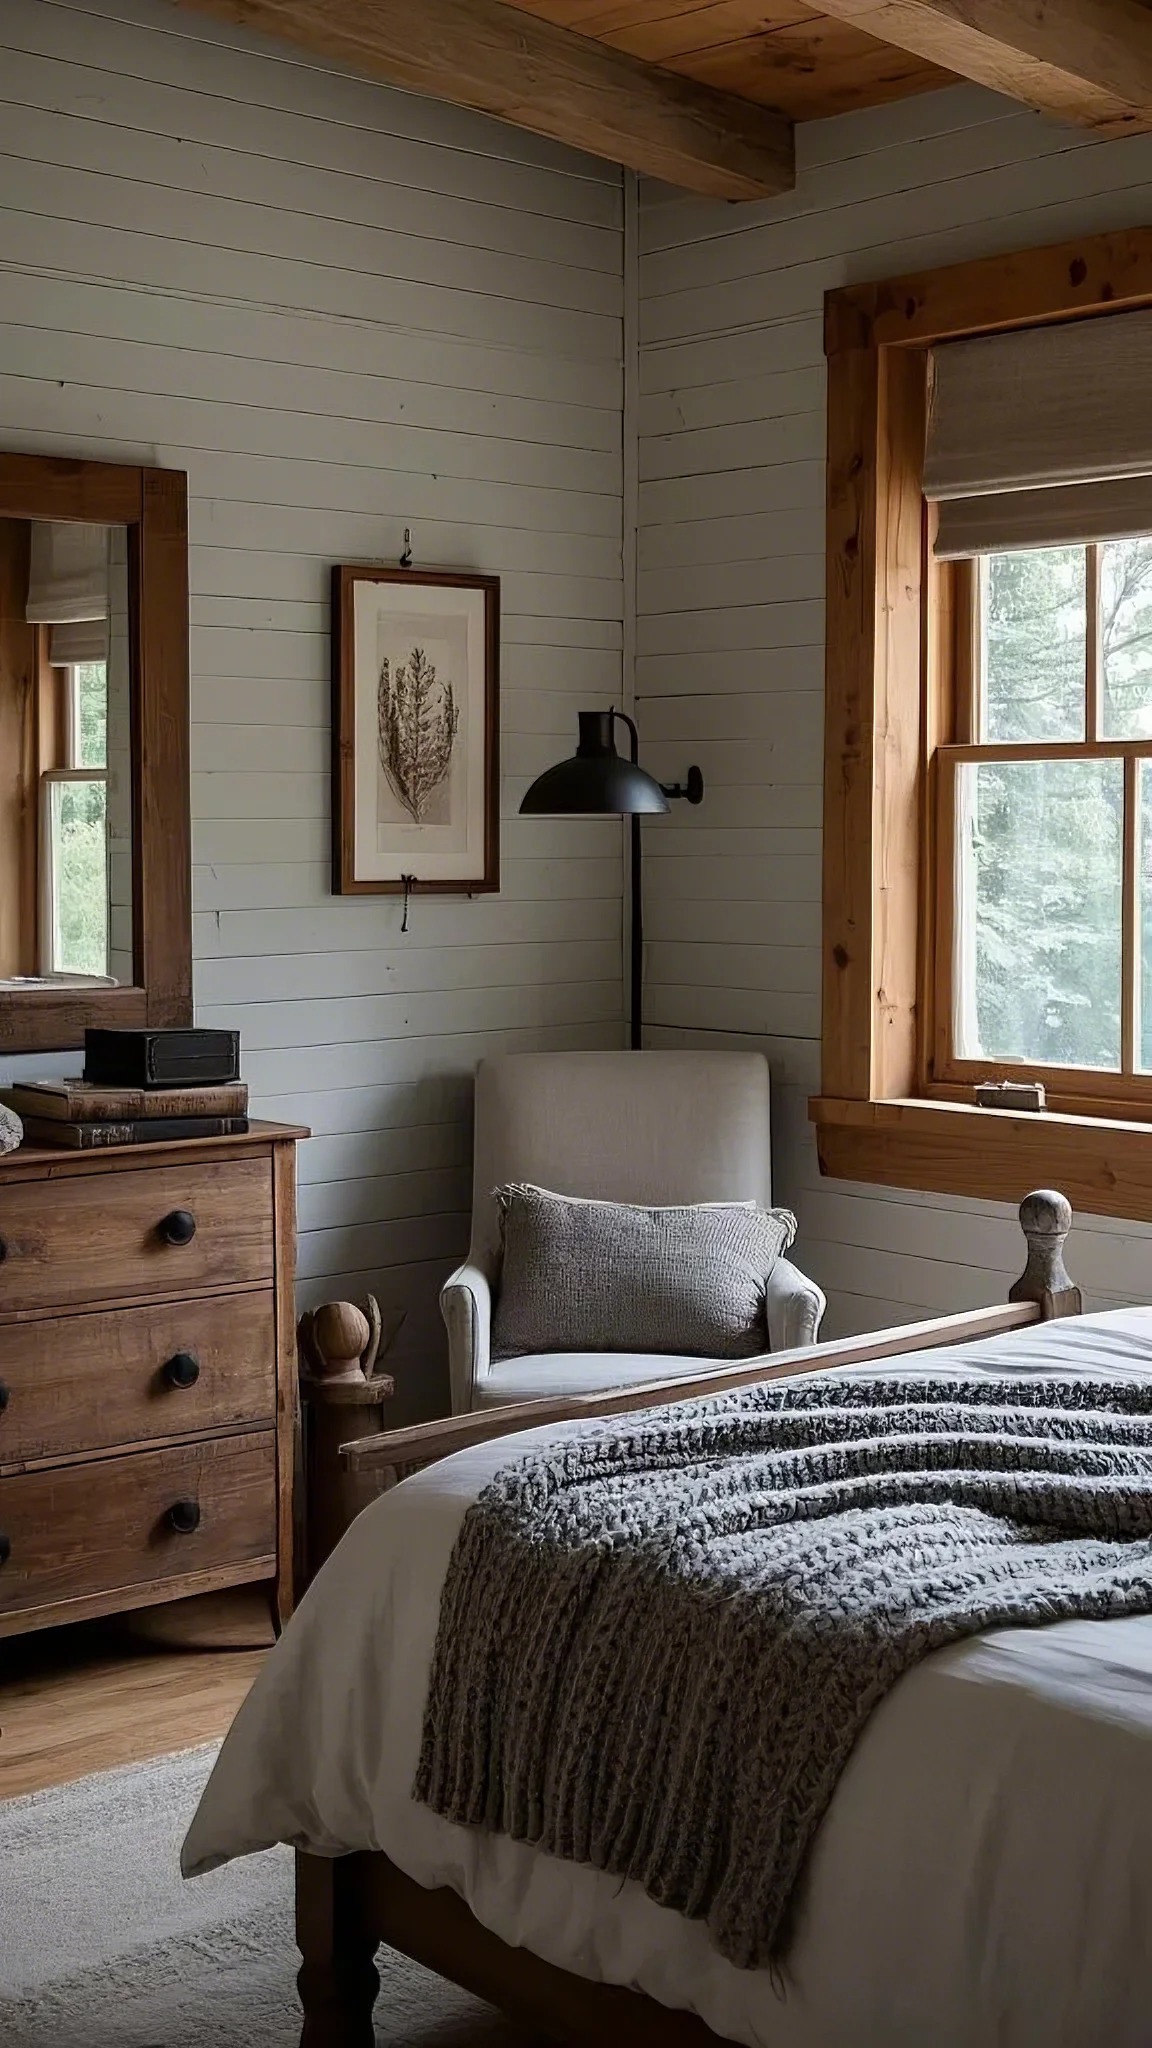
[659,765,705,805]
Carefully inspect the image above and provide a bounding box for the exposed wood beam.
[816,0,1152,134]
[170,0,794,199]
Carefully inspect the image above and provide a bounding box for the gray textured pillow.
[491,1183,796,1362]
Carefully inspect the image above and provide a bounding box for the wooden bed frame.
[295,1189,1084,2046]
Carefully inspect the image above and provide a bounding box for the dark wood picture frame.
[0,452,192,1054]
[331,564,500,897]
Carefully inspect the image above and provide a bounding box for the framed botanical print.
[332,564,500,896]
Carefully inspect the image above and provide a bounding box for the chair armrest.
[440,1260,494,1415]
[765,1257,826,1352]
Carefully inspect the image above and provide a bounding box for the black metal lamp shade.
[519,708,703,1051]
[519,711,669,816]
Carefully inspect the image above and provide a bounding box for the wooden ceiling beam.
[170,0,795,199]
[815,0,1152,134]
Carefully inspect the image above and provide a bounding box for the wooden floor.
[0,1594,269,1799]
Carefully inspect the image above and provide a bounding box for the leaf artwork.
[377,645,460,822]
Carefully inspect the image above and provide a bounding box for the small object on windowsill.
[975,1080,1047,1112]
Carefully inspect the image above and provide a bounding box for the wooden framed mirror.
[0,453,191,1053]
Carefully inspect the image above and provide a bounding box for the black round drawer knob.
[0,1381,9,1413]
[162,1351,200,1390]
[0,1235,7,1264]
[0,1532,10,1568]
[166,1499,201,1536]
[159,1210,197,1247]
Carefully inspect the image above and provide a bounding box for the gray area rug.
[0,1745,536,2046]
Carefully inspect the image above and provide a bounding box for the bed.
[181,1193,1152,2047]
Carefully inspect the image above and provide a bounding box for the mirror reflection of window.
[0,516,132,989]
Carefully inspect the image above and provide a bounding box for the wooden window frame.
[812,226,1152,1222]
[0,454,191,1052]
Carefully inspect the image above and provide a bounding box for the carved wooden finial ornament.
[1009,1189,1083,1319]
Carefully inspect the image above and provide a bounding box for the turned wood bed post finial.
[1008,1189,1083,1319]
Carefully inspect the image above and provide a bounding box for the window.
[814,227,1152,1221]
[39,659,110,978]
[932,537,1152,1100]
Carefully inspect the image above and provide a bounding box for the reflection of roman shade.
[26,521,110,663]
[926,310,1152,558]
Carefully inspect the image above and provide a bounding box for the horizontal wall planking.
[295,1122,469,1189]
[240,1019,625,1100]
[196,937,622,1005]
[639,148,1152,348]
[258,1076,475,1142]
[638,512,825,575]
[0,428,623,542]
[644,897,819,950]
[187,575,620,630]
[0,373,620,498]
[646,941,820,996]
[640,316,824,403]
[192,814,621,872]
[296,1210,469,1286]
[640,413,823,484]
[0,63,621,270]
[647,984,821,1040]
[646,818,820,853]
[640,693,824,748]
[189,513,622,585]
[638,602,825,660]
[641,101,1135,278]
[34,0,623,197]
[0,273,621,414]
[639,464,825,529]
[639,84,1034,248]
[636,784,821,832]
[193,895,621,956]
[197,978,620,1053]
[298,1165,472,1238]
[190,656,622,730]
[638,366,826,442]
[636,651,823,702]
[0,208,618,364]
[0,322,621,458]
[638,558,824,620]
[0,140,622,318]
[185,624,616,688]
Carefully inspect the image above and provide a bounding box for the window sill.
[810,1095,1152,1221]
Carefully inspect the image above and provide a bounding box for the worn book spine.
[18,1114,251,1149]
[2,1081,249,1122]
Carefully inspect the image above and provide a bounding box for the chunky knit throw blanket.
[416,1373,1152,1969]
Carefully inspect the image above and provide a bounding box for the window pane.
[76,660,108,768]
[955,756,1122,1070]
[1101,536,1152,738]
[982,547,1086,742]
[1141,762,1152,1071]
[50,778,109,977]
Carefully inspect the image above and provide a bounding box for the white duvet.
[183,1309,1152,2048]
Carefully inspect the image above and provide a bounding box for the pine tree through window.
[934,538,1152,1096]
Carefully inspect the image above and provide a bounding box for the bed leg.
[296,1850,380,2047]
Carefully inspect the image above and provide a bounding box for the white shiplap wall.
[0,0,625,1417]
[637,85,1152,1337]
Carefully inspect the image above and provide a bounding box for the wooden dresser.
[0,1121,306,1639]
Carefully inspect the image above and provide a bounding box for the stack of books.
[2,1027,249,1148]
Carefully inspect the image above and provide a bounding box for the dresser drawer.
[0,1431,276,1624]
[0,1289,277,1466]
[0,1157,274,1314]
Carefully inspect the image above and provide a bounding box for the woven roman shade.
[926,310,1152,558]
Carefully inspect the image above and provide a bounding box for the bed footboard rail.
[333,1189,1081,1505]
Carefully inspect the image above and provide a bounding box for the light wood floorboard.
[0,1598,268,1799]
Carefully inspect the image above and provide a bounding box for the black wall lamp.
[520,708,704,1049]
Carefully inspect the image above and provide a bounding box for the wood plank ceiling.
[507,0,954,121]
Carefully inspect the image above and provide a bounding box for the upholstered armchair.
[442,1050,826,1413]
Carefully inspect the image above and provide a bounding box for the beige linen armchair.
[441,1049,826,1413]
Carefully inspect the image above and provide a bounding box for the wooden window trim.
[0,456,191,1052]
[814,225,1152,1218]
